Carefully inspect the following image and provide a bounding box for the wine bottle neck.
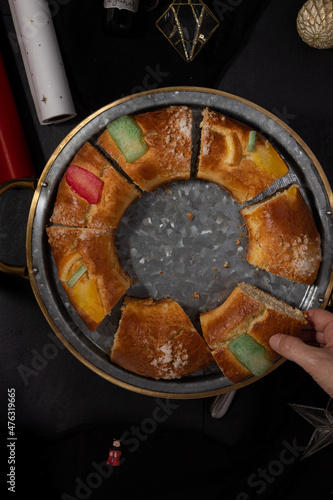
[103,0,140,13]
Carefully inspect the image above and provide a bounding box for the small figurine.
[106,439,122,466]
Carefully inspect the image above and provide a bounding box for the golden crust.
[46,226,131,330]
[200,287,260,349]
[241,185,322,284]
[200,283,306,383]
[98,106,193,192]
[50,142,140,228]
[111,297,213,379]
[197,108,289,203]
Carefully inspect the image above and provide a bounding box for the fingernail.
[270,334,282,350]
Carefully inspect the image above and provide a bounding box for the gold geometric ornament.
[156,0,220,62]
[297,0,333,49]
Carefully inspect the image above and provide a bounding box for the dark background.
[0,1,332,499]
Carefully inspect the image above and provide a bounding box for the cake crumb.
[223,261,230,268]
[192,292,200,299]
[186,212,194,221]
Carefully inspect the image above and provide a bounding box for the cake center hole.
[115,180,245,318]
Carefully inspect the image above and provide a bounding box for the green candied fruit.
[67,265,87,288]
[107,116,148,163]
[228,333,273,377]
[247,130,257,152]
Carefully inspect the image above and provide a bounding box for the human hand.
[269,308,333,397]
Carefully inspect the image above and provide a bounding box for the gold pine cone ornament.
[297,0,333,48]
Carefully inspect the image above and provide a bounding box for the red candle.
[0,51,35,183]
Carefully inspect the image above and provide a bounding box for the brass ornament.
[156,1,220,62]
[297,0,333,49]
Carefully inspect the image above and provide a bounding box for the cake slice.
[111,296,213,379]
[47,226,132,331]
[197,107,289,203]
[98,106,193,192]
[241,184,322,284]
[200,282,306,383]
[50,141,140,228]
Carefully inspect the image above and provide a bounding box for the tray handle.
[0,178,37,279]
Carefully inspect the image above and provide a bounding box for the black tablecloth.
[53,0,267,110]
[0,1,332,499]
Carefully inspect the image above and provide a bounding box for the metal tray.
[24,87,333,398]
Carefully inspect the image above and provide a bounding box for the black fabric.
[14,418,333,500]
[11,361,333,499]
[53,0,268,113]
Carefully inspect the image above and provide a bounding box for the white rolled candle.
[8,0,76,125]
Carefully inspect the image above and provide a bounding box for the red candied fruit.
[66,164,103,204]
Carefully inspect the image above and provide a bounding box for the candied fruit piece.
[228,333,273,377]
[67,264,88,288]
[66,164,103,204]
[107,116,148,163]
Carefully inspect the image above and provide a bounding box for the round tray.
[26,87,333,398]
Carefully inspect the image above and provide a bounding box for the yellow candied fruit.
[286,185,298,197]
[252,144,289,178]
[73,276,105,324]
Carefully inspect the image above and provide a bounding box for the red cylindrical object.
[0,51,35,183]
